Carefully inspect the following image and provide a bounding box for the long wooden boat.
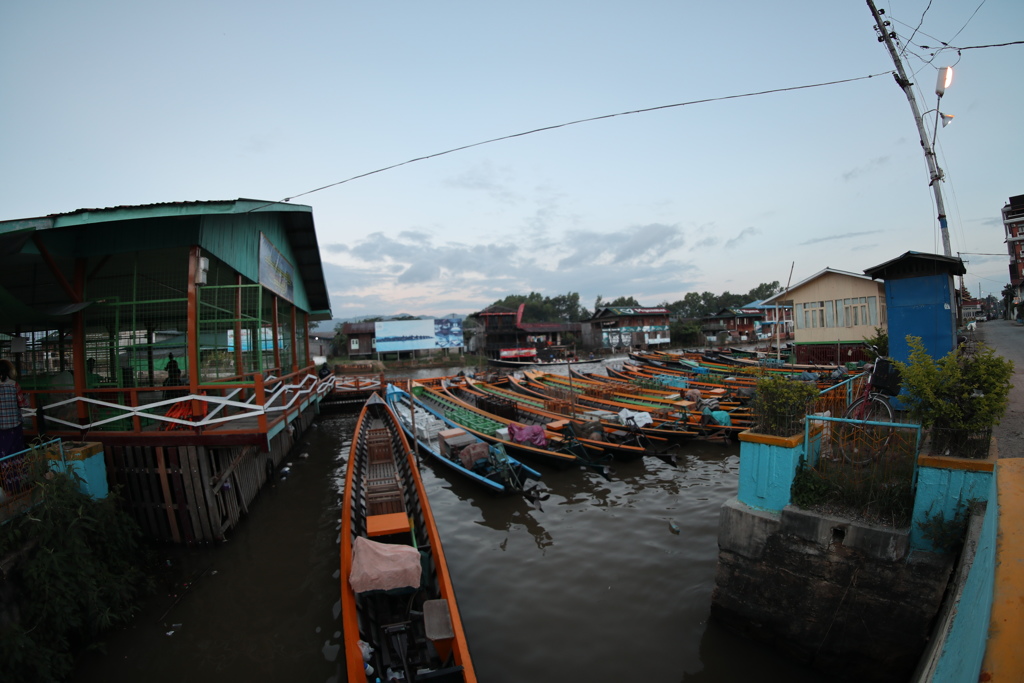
[384,383,543,494]
[448,377,666,462]
[340,393,477,683]
[512,372,753,439]
[413,382,608,471]
[486,356,605,368]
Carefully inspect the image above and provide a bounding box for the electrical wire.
[245,71,892,213]
[899,0,935,59]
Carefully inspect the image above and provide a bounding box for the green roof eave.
[47,199,312,230]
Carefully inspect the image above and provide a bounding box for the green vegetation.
[896,336,1014,457]
[0,445,153,683]
[751,375,817,436]
[863,327,888,358]
[791,428,917,528]
[491,291,589,322]
[662,281,782,319]
[917,499,983,554]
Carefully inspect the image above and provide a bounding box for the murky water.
[72,364,821,683]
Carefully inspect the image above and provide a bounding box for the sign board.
[259,233,295,303]
[500,347,537,359]
[375,319,465,353]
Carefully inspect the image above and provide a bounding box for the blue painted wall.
[930,472,996,682]
[52,451,110,500]
[911,463,992,552]
[738,438,805,512]
[884,273,957,366]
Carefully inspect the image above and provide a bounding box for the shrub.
[896,336,1013,456]
[751,374,818,436]
[0,446,154,682]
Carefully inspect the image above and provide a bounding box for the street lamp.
[935,66,953,97]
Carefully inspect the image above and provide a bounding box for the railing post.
[255,373,268,434]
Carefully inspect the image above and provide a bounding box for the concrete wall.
[713,498,953,682]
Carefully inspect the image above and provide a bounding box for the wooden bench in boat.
[362,423,410,536]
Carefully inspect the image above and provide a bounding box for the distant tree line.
[487,282,781,323]
[320,283,785,357]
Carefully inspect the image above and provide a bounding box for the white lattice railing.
[22,371,339,435]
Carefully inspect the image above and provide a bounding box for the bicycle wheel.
[844,395,894,423]
[841,395,895,464]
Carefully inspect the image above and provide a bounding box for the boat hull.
[340,394,477,682]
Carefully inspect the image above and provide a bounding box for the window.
[350,338,359,350]
[803,301,827,329]
[843,297,870,327]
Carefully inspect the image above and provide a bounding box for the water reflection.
[70,400,821,683]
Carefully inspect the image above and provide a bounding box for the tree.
[747,281,782,302]
[331,322,347,357]
[1002,283,1015,320]
[607,295,640,307]
[490,291,588,322]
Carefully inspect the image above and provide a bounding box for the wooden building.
[341,321,377,358]
[470,304,581,361]
[0,199,333,543]
[762,268,886,365]
[582,306,671,350]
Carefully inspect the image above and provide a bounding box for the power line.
[247,71,892,213]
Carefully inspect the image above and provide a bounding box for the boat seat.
[367,512,412,537]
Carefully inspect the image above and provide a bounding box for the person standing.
[0,359,29,457]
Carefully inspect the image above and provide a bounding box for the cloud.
[799,229,884,246]
[556,224,686,270]
[443,161,520,204]
[725,227,759,249]
[320,221,704,317]
[842,156,890,181]
[397,260,441,284]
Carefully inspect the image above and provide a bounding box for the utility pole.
[866,0,952,257]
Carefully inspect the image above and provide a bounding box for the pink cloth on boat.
[508,423,547,448]
[349,536,421,593]
[458,441,489,468]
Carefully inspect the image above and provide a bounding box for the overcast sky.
[3,1,1022,320]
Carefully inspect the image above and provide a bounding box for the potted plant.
[750,374,818,438]
[737,374,819,512]
[896,335,1014,458]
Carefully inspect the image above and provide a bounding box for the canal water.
[71,362,820,682]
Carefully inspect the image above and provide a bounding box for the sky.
[2,1,1022,322]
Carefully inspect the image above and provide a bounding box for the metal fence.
[796,381,923,527]
[0,438,64,523]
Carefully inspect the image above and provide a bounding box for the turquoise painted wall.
[910,464,992,551]
[738,438,804,512]
[51,452,109,500]
[200,212,313,312]
[930,472,996,682]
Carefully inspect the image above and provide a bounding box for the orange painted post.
[186,247,202,425]
[271,296,280,373]
[72,258,88,423]
[234,274,244,376]
[290,305,298,374]
[255,373,268,434]
[130,388,142,433]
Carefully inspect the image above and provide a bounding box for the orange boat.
[340,394,477,682]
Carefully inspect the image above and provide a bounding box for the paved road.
[976,320,1024,458]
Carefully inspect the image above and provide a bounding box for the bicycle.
[839,344,900,464]
[844,346,898,423]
